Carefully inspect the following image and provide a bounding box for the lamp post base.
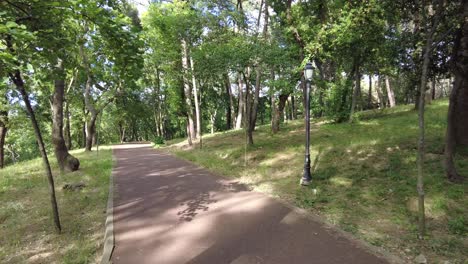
[301,154,312,186]
[300,177,312,186]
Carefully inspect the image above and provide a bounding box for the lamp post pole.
[301,62,313,186]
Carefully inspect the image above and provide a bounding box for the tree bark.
[385,76,396,107]
[291,95,297,119]
[0,109,7,169]
[83,72,98,152]
[80,34,100,152]
[64,100,72,150]
[235,73,244,130]
[190,56,201,139]
[224,73,234,130]
[349,62,360,122]
[271,94,278,133]
[244,69,254,145]
[181,39,196,144]
[445,0,467,183]
[272,94,289,133]
[52,64,80,172]
[368,75,373,109]
[10,70,61,233]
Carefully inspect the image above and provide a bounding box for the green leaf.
[6,21,18,28]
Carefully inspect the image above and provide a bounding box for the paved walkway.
[111,144,390,264]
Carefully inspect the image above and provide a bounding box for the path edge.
[100,148,115,264]
[162,149,406,264]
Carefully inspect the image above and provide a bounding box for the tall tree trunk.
[190,56,201,139]
[86,112,97,151]
[10,70,61,233]
[64,100,72,150]
[251,68,261,131]
[291,95,297,119]
[349,62,360,123]
[0,109,7,169]
[416,0,443,238]
[445,1,467,183]
[210,110,216,134]
[375,75,385,108]
[80,35,99,152]
[235,73,244,130]
[368,75,373,109]
[385,76,396,107]
[154,68,162,137]
[224,73,233,130]
[431,76,437,100]
[186,119,193,146]
[244,70,254,145]
[52,62,80,171]
[82,122,86,148]
[271,94,279,133]
[181,39,196,144]
[83,73,97,152]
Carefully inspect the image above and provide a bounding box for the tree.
[445,0,467,183]
[1,1,63,232]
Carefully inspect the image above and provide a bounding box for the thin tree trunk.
[181,39,196,144]
[82,122,87,148]
[190,56,201,139]
[64,100,72,150]
[416,0,443,238]
[386,76,396,107]
[244,70,254,145]
[291,95,297,119]
[251,67,261,130]
[186,119,193,146]
[10,70,61,233]
[349,62,360,123]
[271,94,279,133]
[210,110,216,134]
[375,75,385,109]
[80,35,99,151]
[431,76,437,100]
[154,68,162,137]
[235,73,244,130]
[52,63,80,172]
[368,75,373,109]
[224,73,233,130]
[0,109,7,169]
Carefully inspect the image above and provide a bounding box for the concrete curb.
[100,148,115,264]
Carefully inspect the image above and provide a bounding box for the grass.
[165,99,467,263]
[0,147,112,264]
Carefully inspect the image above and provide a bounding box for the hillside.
[166,99,467,263]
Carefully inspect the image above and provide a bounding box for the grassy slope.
[0,148,112,264]
[167,99,467,263]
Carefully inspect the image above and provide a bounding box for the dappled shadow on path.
[110,144,389,264]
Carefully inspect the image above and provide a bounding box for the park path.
[111,143,391,264]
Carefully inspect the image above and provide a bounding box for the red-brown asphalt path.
[111,143,392,264]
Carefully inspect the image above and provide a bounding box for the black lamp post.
[300,62,314,186]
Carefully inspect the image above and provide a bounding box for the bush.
[152,136,165,145]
